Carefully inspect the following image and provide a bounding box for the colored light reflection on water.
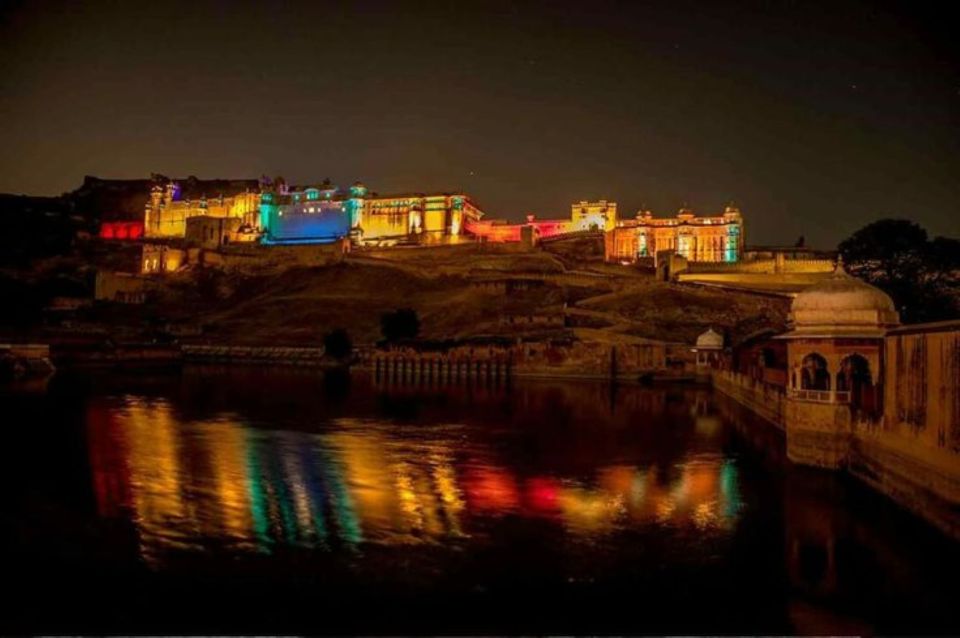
[86,399,744,560]
[12,369,956,634]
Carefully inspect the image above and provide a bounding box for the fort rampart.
[682,258,835,274]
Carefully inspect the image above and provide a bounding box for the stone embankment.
[711,367,960,539]
[711,369,785,428]
[360,339,683,382]
[182,344,327,366]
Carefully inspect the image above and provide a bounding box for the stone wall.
[784,398,852,469]
[185,215,244,249]
[357,240,535,262]
[140,240,348,274]
[676,257,834,289]
[144,191,259,238]
[515,339,667,378]
[850,321,960,537]
[95,271,152,303]
[676,271,830,289]
[364,339,671,380]
[883,322,960,453]
[849,425,960,538]
[141,243,188,273]
[209,241,347,273]
[712,369,785,429]
[499,313,565,327]
[715,320,960,538]
[683,258,834,274]
[182,344,326,365]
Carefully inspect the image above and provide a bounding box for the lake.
[2,366,957,633]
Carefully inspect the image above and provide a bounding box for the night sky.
[2,0,958,247]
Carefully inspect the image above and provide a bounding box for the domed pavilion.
[694,327,724,371]
[779,257,899,414]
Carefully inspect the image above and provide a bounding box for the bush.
[380,308,420,342]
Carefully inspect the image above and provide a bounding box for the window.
[800,353,830,391]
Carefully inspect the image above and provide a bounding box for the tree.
[927,236,960,285]
[323,328,353,361]
[838,219,960,323]
[380,308,420,343]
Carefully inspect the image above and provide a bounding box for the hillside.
[573,282,790,344]
[0,221,791,348]
[123,246,791,347]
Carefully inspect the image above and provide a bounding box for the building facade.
[466,200,617,243]
[570,200,617,232]
[605,205,744,263]
[144,182,260,239]
[137,177,487,249]
[465,214,571,243]
[259,181,485,246]
[138,175,625,251]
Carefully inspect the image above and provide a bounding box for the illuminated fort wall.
[139,178,618,248]
[141,243,186,274]
[465,200,615,243]
[259,182,484,246]
[260,192,350,245]
[184,215,260,249]
[570,200,617,232]
[605,206,744,263]
[464,215,570,243]
[360,193,482,244]
[144,183,260,238]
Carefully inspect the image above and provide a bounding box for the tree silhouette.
[323,328,353,361]
[838,219,960,323]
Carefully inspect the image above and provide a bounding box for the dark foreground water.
[2,367,958,634]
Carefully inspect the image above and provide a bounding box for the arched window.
[801,353,830,391]
[838,354,875,412]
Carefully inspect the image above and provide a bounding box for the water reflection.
[85,390,743,563]
[9,370,954,634]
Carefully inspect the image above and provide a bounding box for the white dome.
[696,327,724,349]
[789,260,899,335]
[793,271,896,314]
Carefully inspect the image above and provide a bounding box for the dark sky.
[2,0,958,247]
